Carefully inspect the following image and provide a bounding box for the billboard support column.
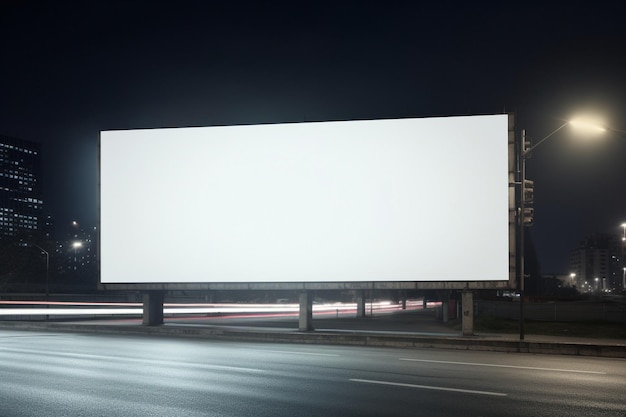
[441,291,451,323]
[299,291,314,331]
[143,291,164,326]
[356,291,366,318]
[461,290,474,336]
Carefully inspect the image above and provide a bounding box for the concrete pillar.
[143,291,164,326]
[298,291,314,331]
[442,300,449,323]
[401,292,407,310]
[356,292,366,318]
[461,290,474,336]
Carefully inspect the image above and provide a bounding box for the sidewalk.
[1,309,625,358]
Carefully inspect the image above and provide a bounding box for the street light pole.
[621,223,626,292]
[22,242,50,320]
[517,118,604,340]
[518,129,527,340]
[24,242,49,301]
[35,246,49,306]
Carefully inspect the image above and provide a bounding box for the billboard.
[100,115,510,284]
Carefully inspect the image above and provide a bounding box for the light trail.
[0,300,433,318]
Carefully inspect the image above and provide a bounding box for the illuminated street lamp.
[72,241,83,262]
[517,117,605,340]
[568,118,607,133]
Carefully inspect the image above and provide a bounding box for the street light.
[517,118,605,340]
[72,241,83,267]
[568,118,607,133]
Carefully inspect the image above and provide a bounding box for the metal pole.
[622,226,625,291]
[517,129,526,340]
[40,248,50,322]
[18,241,50,321]
[43,250,49,299]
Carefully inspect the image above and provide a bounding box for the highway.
[1,329,625,417]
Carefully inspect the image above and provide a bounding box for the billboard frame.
[99,114,516,292]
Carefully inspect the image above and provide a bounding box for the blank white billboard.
[100,115,509,283]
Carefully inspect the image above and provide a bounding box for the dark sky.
[1,0,625,273]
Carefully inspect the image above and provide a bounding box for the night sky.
[1,1,625,274]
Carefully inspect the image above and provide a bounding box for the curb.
[1,321,625,359]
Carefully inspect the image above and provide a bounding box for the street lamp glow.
[72,241,83,248]
[569,118,606,132]
[522,116,606,157]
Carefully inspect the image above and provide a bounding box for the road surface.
[1,330,624,416]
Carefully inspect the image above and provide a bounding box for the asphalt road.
[1,330,625,417]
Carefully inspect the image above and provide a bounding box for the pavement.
[1,309,625,358]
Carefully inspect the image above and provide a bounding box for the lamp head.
[569,118,606,133]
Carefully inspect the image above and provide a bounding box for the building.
[0,134,44,239]
[569,234,623,293]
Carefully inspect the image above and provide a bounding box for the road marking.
[350,378,507,397]
[398,358,606,375]
[264,350,340,357]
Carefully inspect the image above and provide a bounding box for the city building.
[569,234,623,292]
[0,134,44,239]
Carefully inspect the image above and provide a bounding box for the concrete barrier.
[1,321,624,359]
